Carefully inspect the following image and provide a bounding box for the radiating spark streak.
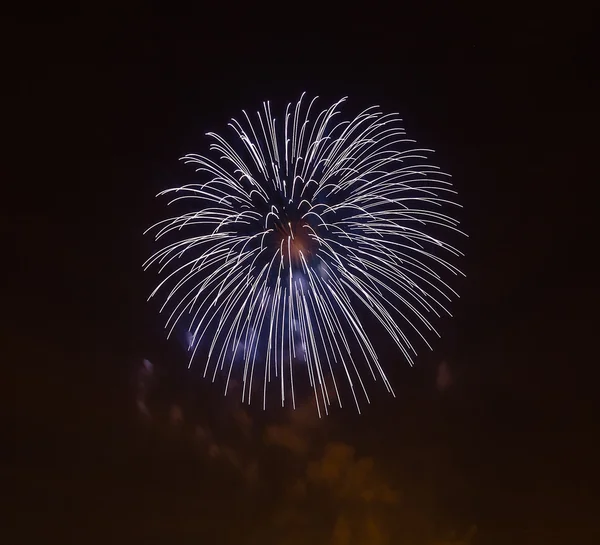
[145,95,464,412]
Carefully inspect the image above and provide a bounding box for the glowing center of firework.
[276,220,315,266]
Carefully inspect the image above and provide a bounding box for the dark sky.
[7,8,597,544]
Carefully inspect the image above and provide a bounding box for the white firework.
[144,94,465,415]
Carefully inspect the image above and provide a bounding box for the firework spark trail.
[144,94,465,414]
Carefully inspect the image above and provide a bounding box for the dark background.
[6,7,597,544]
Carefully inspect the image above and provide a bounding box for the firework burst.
[144,94,465,414]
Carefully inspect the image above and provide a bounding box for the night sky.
[7,8,597,544]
